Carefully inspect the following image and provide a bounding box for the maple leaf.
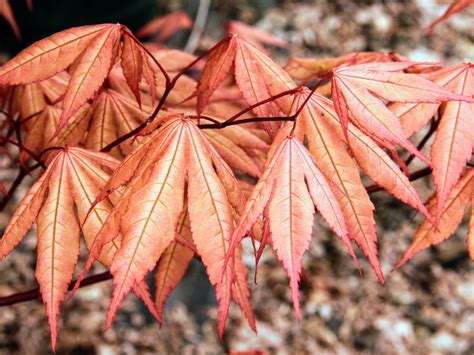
[285,51,405,82]
[195,36,237,115]
[289,96,384,283]
[0,24,115,85]
[136,11,193,42]
[154,207,195,317]
[331,62,473,167]
[210,41,422,283]
[427,0,474,33]
[216,41,387,282]
[395,168,473,268]
[84,89,149,156]
[58,25,121,132]
[227,21,288,50]
[75,115,254,337]
[191,36,294,136]
[233,37,295,137]
[0,147,158,350]
[20,104,92,164]
[389,64,473,222]
[0,0,20,39]
[227,132,356,316]
[429,65,473,222]
[296,91,433,223]
[121,33,145,105]
[0,24,154,134]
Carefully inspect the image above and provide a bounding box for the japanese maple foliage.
[0,7,473,352]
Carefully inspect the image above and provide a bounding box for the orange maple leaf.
[0,147,158,350]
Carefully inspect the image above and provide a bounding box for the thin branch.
[0,168,27,212]
[19,111,41,126]
[184,0,210,54]
[0,271,112,307]
[197,115,294,129]
[224,88,297,124]
[366,166,432,194]
[405,117,439,167]
[0,136,46,169]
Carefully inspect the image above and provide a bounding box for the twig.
[0,136,46,169]
[366,166,432,194]
[405,118,439,167]
[0,272,112,307]
[223,88,297,124]
[0,168,27,212]
[184,0,210,54]
[197,115,294,129]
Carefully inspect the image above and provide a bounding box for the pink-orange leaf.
[427,0,474,33]
[228,135,354,316]
[58,24,121,133]
[196,36,237,115]
[228,21,288,49]
[430,64,474,222]
[154,211,194,317]
[0,24,113,85]
[396,168,473,268]
[105,120,188,328]
[136,11,193,41]
[295,93,384,283]
[121,33,144,105]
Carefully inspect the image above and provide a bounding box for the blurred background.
[0,0,473,354]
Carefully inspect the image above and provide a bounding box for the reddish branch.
[365,166,432,193]
[197,115,294,129]
[0,271,112,307]
[0,135,46,169]
[0,168,28,211]
[405,117,439,167]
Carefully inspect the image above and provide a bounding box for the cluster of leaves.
[0,6,473,352]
